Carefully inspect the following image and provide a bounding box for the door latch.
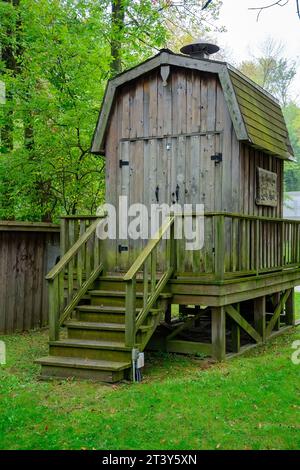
[155,186,159,203]
[211,153,222,164]
[119,160,129,168]
[118,244,129,253]
[175,184,180,203]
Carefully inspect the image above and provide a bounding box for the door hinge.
[118,244,129,253]
[211,153,222,163]
[119,160,129,168]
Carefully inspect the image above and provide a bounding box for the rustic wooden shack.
[37,42,300,382]
[0,221,60,334]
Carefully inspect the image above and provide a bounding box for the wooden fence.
[0,221,60,334]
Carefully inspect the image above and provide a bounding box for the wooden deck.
[36,213,300,382]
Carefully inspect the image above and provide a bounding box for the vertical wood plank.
[285,288,295,326]
[254,296,266,342]
[49,277,59,341]
[212,306,226,361]
[215,215,225,280]
[149,72,158,137]
[125,278,136,347]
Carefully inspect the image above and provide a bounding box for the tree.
[0,0,222,221]
[249,0,300,21]
[239,38,296,106]
[238,39,300,191]
[283,103,300,191]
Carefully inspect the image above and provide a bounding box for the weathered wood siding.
[106,67,228,199]
[104,64,285,273]
[105,66,232,270]
[0,224,60,334]
[239,143,283,217]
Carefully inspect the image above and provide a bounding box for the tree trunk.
[111,0,125,76]
[0,0,20,152]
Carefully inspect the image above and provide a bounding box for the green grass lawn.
[0,323,300,450]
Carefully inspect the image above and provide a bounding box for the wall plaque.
[256,167,278,207]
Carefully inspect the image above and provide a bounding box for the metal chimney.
[180,39,220,60]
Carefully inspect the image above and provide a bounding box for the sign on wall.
[256,167,278,207]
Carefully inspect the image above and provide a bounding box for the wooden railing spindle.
[215,214,225,281]
[125,278,136,348]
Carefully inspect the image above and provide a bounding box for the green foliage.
[284,103,300,191]
[0,0,221,221]
[1,0,111,221]
[238,39,300,192]
[239,39,296,106]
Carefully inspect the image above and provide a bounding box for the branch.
[202,0,214,10]
[249,0,290,21]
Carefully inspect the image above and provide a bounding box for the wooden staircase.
[36,216,175,383]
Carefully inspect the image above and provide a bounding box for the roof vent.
[180,39,219,60]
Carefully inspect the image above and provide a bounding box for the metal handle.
[155,186,159,203]
[175,184,180,203]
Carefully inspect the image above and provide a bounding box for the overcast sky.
[214,0,300,103]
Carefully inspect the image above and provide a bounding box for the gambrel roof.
[91,49,293,160]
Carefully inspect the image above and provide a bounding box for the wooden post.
[254,296,266,342]
[231,323,240,353]
[273,292,281,331]
[60,218,67,257]
[167,220,176,271]
[212,306,226,361]
[125,278,136,348]
[231,303,240,353]
[215,215,225,281]
[285,288,295,326]
[151,248,157,293]
[255,219,260,275]
[49,278,59,341]
[143,260,149,309]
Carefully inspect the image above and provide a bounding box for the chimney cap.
[180,39,220,58]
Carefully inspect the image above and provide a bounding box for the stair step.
[49,338,130,351]
[76,305,160,314]
[36,355,130,371]
[65,320,126,341]
[89,290,172,298]
[89,290,144,298]
[66,320,125,330]
[75,305,131,323]
[36,356,131,383]
[65,320,152,332]
[49,338,132,362]
[76,305,136,313]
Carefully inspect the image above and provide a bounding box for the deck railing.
[60,215,99,257]
[46,216,106,341]
[174,212,300,279]
[210,213,300,279]
[49,211,300,345]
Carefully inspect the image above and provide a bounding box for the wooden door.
[116,132,222,273]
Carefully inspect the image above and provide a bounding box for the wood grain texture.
[0,230,59,334]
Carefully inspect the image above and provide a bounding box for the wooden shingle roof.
[91,50,293,160]
[228,67,293,159]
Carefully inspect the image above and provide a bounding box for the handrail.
[48,216,106,341]
[175,211,300,224]
[124,216,176,348]
[60,215,99,219]
[123,216,175,281]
